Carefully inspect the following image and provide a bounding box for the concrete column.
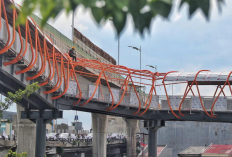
[125,119,138,157]
[16,105,36,157]
[148,127,159,157]
[35,118,46,157]
[91,113,108,157]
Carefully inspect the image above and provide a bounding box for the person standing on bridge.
[69,46,77,61]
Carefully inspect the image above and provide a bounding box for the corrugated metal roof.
[203,144,232,155]
[178,146,207,155]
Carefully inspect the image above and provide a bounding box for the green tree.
[18,0,225,36]
[5,150,27,157]
[0,82,40,129]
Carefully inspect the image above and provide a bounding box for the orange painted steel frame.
[2,0,232,118]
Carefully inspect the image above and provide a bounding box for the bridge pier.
[35,118,47,157]
[92,113,108,157]
[145,120,165,157]
[21,110,63,157]
[17,105,36,157]
[124,118,138,157]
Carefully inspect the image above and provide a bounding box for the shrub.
[5,150,27,157]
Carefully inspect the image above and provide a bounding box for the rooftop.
[178,146,207,155]
[144,145,167,157]
[203,144,232,155]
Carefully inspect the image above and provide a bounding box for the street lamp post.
[146,65,157,93]
[118,36,120,65]
[146,65,157,72]
[128,46,142,91]
[72,11,75,45]
[128,46,141,71]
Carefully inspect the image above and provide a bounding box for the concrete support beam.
[21,110,63,120]
[16,105,36,157]
[125,119,138,157]
[19,109,63,157]
[91,113,108,157]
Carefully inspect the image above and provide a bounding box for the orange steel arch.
[15,20,38,75]
[162,71,180,119]
[4,19,28,66]
[210,71,232,118]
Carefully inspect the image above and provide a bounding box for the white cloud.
[173,13,181,22]
[76,23,88,31]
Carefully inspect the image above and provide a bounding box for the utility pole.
[72,11,75,45]
[118,36,120,65]
[128,46,142,91]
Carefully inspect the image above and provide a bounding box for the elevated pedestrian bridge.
[0,0,232,123]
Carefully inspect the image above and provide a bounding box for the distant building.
[0,119,12,136]
[178,146,207,157]
[202,144,232,157]
[2,111,16,121]
[0,111,17,136]
[157,121,232,157]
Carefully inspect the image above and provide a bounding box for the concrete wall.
[159,147,172,157]
[157,121,232,157]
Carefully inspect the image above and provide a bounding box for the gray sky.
[9,0,232,130]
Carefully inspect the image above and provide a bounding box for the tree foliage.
[0,82,40,118]
[5,150,27,157]
[17,0,225,36]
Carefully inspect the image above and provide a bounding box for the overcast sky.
[9,0,232,130]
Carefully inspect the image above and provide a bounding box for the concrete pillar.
[145,120,164,157]
[35,118,46,157]
[91,113,108,157]
[125,119,138,157]
[148,127,159,157]
[16,105,36,157]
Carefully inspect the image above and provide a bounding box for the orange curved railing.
[1,0,232,118]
